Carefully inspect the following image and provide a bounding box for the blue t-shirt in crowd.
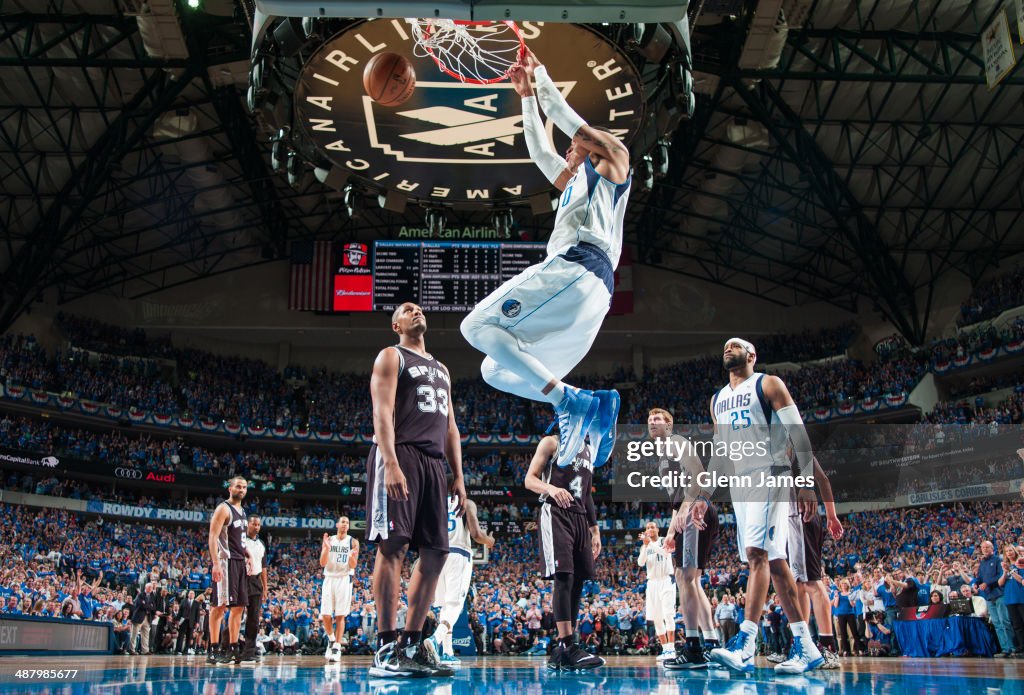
[1004,573,1024,605]
[833,592,855,616]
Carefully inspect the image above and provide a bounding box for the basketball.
[362,52,416,107]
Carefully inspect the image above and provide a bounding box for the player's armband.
[522,96,567,185]
[533,66,586,139]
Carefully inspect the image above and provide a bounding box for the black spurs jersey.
[539,438,594,515]
[392,345,452,458]
[217,501,247,561]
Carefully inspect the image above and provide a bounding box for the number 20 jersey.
[392,345,451,458]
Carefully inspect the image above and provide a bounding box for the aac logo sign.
[295,20,643,203]
[115,467,142,480]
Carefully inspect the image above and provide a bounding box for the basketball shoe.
[554,389,599,465]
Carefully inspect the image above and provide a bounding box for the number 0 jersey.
[539,438,594,515]
[547,156,631,269]
[390,345,452,458]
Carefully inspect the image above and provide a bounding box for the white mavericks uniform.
[711,373,790,562]
[320,535,354,617]
[641,538,676,631]
[434,496,474,611]
[463,157,631,394]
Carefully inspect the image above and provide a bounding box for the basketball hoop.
[407,19,525,85]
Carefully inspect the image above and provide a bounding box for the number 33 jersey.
[391,345,452,458]
[540,438,594,515]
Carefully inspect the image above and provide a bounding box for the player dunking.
[367,302,466,678]
[646,408,722,671]
[525,432,604,671]
[460,46,630,469]
[638,521,677,663]
[690,338,824,674]
[424,495,495,668]
[207,476,249,665]
[320,516,359,662]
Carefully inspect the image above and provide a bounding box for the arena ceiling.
[0,0,1022,344]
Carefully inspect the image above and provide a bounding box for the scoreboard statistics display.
[333,241,548,312]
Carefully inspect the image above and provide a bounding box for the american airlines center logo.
[295,21,644,203]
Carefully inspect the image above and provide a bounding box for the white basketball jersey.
[447,496,472,553]
[644,538,673,580]
[711,372,784,471]
[546,156,631,269]
[323,535,354,578]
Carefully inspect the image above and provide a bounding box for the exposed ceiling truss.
[0,0,1021,344]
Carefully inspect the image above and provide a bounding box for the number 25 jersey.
[391,345,452,458]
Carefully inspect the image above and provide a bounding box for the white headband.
[724,337,756,356]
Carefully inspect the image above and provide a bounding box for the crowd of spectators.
[930,318,1024,368]
[957,266,1024,326]
[1,496,1022,659]
[0,412,618,486]
[2,318,877,442]
[626,347,928,425]
[57,314,175,358]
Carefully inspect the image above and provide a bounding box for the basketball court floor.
[0,655,1021,694]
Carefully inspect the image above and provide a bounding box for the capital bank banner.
[84,501,337,530]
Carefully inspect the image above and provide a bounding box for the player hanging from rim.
[207,476,249,666]
[638,521,677,663]
[766,447,844,669]
[320,516,359,663]
[690,338,825,675]
[366,302,466,679]
[645,408,722,671]
[525,431,604,672]
[461,45,630,472]
[424,494,495,668]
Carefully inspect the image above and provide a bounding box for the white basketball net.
[406,19,523,84]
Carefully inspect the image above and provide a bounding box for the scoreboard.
[333,241,548,313]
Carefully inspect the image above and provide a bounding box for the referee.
[240,515,267,663]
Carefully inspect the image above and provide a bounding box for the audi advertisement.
[114,467,175,483]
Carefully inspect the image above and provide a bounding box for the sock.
[791,622,820,655]
[738,621,757,656]
[818,634,836,650]
[558,635,574,648]
[377,630,397,650]
[685,629,700,648]
[397,630,422,650]
[328,634,336,643]
[548,383,568,407]
[702,629,718,642]
[433,622,449,644]
[443,633,453,656]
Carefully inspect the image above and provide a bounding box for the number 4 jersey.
[539,438,594,515]
[391,345,452,458]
